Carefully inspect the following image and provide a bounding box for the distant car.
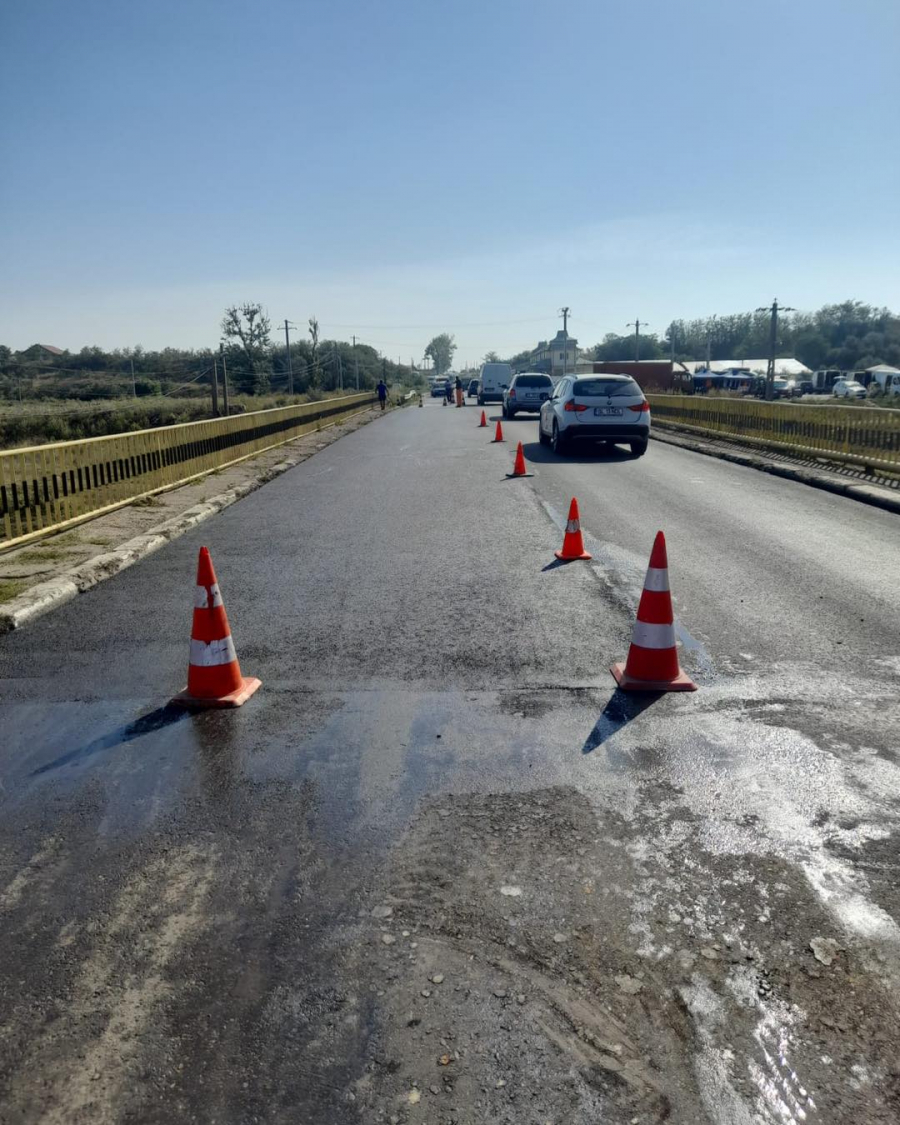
[797,380,814,396]
[772,378,793,399]
[467,379,479,398]
[430,382,445,398]
[539,375,650,456]
[477,362,513,405]
[833,379,866,399]
[502,372,553,418]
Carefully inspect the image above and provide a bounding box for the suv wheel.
[551,421,568,455]
[630,439,648,457]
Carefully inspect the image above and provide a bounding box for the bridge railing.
[646,394,900,471]
[0,393,376,550]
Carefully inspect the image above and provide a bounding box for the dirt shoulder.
[0,404,390,632]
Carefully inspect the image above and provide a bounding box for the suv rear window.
[514,375,552,387]
[573,378,641,397]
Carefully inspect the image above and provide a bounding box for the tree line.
[0,303,423,403]
[587,300,900,371]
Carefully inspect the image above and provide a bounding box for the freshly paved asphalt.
[1,399,899,1123]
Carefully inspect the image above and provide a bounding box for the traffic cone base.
[506,441,534,478]
[609,530,697,692]
[172,676,262,709]
[171,546,261,709]
[554,497,591,560]
[610,663,696,692]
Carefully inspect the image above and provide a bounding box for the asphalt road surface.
[2,400,899,1125]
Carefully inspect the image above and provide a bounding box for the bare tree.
[221,303,272,392]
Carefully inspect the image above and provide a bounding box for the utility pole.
[211,355,220,416]
[352,336,360,390]
[704,314,717,371]
[130,356,137,398]
[219,343,229,416]
[756,298,795,401]
[559,306,571,377]
[338,351,344,391]
[626,319,645,363]
[283,320,296,395]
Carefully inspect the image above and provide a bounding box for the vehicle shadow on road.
[581,689,661,754]
[522,441,639,466]
[30,704,189,777]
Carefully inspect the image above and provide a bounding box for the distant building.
[521,331,578,377]
[16,344,64,361]
[576,360,689,393]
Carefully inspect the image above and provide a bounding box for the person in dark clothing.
[455,375,464,407]
[445,380,453,404]
[377,379,388,410]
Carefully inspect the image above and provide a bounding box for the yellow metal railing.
[647,394,900,470]
[0,393,377,550]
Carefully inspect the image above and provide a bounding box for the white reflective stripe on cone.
[643,567,670,592]
[566,519,579,533]
[189,635,237,667]
[194,583,224,609]
[630,620,677,650]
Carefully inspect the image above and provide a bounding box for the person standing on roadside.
[377,378,388,411]
[455,374,464,408]
[445,379,453,405]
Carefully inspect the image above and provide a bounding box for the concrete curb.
[651,425,900,516]
[0,411,382,636]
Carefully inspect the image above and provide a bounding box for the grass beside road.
[0,580,26,604]
[0,389,370,450]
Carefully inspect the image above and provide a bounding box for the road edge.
[651,425,900,516]
[0,408,389,635]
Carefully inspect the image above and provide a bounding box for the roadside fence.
[647,395,900,472]
[0,393,377,550]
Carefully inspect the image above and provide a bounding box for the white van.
[478,362,513,405]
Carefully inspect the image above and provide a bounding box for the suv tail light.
[628,401,650,412]
[564,401,588,412]
[508,389,516,398]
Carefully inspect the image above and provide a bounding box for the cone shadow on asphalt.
[30,704,189,776]
[581,689,661,754]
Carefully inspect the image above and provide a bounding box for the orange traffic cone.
[492,419,504,443]
[478,410,487,427]
[172,547,262,708]
[554,498,592,561]
[611,531,697,692]
[506,441,534,478]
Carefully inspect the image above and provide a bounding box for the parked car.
[539,375,650,456]
[797,380,814,396]
[467,379,479,398]
[502,372,553,418]
[477,362,512,405]
[430,381,447,398]
[832,379,867,399]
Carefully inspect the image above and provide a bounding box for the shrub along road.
[1,400,899,1124]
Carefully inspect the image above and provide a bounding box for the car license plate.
[594,407,622,416]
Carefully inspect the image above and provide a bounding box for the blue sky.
[1,0,897,361]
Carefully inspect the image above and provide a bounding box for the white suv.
[539,374,650,456]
